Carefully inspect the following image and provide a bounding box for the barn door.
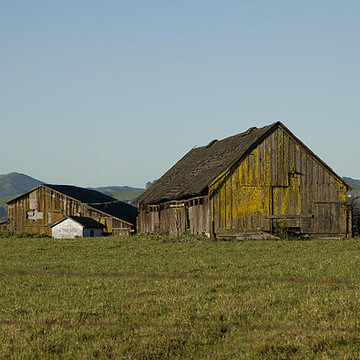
[271,172,302,235]
[170,203,187,234]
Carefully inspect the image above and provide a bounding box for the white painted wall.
[52,218,83,239]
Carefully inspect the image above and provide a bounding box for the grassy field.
[1,234,360,359]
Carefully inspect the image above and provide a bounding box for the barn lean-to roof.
[89,201,138,226]
[137,121,350,204]
[51,216,105,229]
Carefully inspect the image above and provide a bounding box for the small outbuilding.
[51,216,105,239]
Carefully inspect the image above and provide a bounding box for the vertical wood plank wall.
[138,196,209,235]
[210,127,348,236]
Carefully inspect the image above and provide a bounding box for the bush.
[0,232,50,239]
[135,232,210,243]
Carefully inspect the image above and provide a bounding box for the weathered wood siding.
[210,127,349,237]
[0,221,9,232]
[7,186,133,236]
[138,196,209,235]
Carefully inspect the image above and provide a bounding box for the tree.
[145,180,157,189]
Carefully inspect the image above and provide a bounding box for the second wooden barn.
[6,184,138,236]
[137,122,352,238]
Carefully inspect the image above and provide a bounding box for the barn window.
[29,192,37,210]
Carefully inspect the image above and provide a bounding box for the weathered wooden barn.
[137,122,352,238]
[51,216,105,239]
[6,184,138,236]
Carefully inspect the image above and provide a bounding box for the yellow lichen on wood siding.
[210,140,271,232]
[264,138,271,186]
[338,181,347,202]
[272,175,301,216]
[240,157,248,185]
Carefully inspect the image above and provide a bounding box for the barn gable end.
[209,125,350,237]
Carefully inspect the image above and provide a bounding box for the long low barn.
[137,122,352,238]
[5,184,138,236]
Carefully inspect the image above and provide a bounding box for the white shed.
[51,216,104,239]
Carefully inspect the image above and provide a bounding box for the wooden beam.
[265,215,314,219]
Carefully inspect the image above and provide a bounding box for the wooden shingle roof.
[90,201,138,226]
[137,122,277,204]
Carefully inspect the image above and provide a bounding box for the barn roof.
[44,185,115,204]
[137,121,350,204]
[89,201,138,226]
[7,184,116,205]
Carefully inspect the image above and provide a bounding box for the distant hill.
[343,177,360,187]
[0,172,44,197]
[0,172,144,220]
[94,186,143,192]
[343,177,360,196]
[0,173,43,220]
[91,186,144,203]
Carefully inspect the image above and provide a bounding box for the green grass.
[1,234,360,359]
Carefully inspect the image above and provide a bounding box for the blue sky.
[1,0,359,187]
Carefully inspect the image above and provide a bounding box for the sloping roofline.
[277,122,351,190]
[51,216,105,229]
[6,184,115,205]
[86,203,135,227]
[211,122,351,190]
[6,185,44,204]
